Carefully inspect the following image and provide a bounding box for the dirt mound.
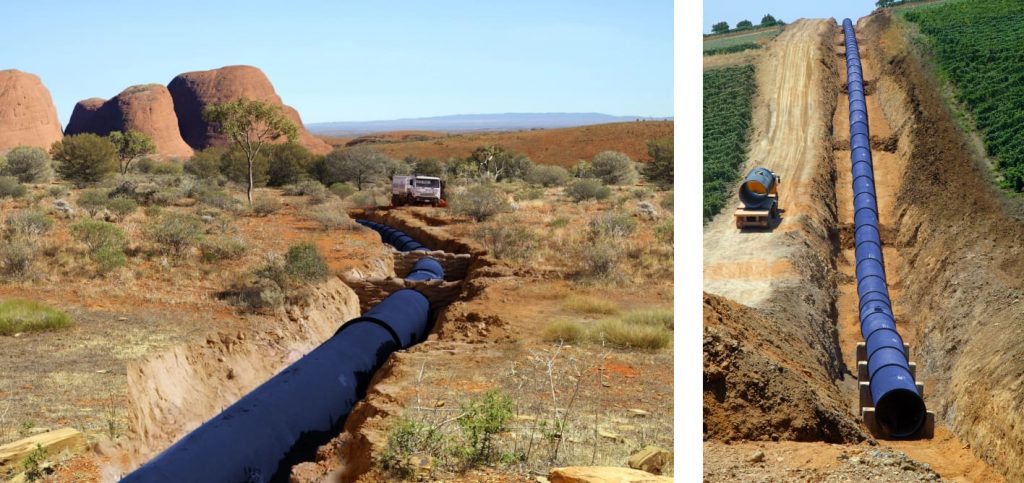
[704,293,864,443]
[63,84,193,158]
[166,65,331,155]
[0,69,63,151]
[858,12,1024,480]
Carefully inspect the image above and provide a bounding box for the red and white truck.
[391,175,444,207]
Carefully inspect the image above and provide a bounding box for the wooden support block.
[858,361,869,381]
[920,411,936,439]
[859,381,873,409]
[856,342,866,363]
[908,361,917,380]
[904,343,911,360]
[916,381,925,398]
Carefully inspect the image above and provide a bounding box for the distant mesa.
[167,65,331,155]
[64,84,193,158]
[0,69,63,152]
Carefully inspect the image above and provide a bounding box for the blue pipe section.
[123,223,445,482]
[843,18,925,438]
[356,219,430,252]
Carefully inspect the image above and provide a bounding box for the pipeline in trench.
[123,221,467,482]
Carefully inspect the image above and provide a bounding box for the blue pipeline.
[356,219,430,252]
[123,224,445,482]
[843,18,925,438]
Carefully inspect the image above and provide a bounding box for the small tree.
[203,99,298,205]
[760,14,778,27]
[184,147,227,181]
[591,150,637,185]
[321,146,389,190]
[736,19,753,30]
[1,146,52,183]
[466,145,533,181]
[108,130,156,175]
[51,134,118,185]
[711,21,730,34]
[411,156,444,177]
[643,137,674,188]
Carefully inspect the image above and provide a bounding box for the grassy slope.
[317,121,674,167]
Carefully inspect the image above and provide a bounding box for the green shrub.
[569,160,593,178]
[565,178,611,202]
[0,299,71,335]
[284,242,329,282]
[250,192,282,216]
[329,182,356,199]
[593,318,671,350]
[51,133,119,185]
[283,179,329,204]
[184,147,226,181]
[591,151,637,185]
[220,146,269,187]
[146,213,203,256]
[200,236,249,262]
[150,160,184,176]
[643,138,673,188]
[105,196,139,219]
[76,189,111,216]
[542,320,587,343]
[0,240,35,276]
[589,211,637,238]
[381,417,444,479]
[21,442,48,481]
[348,190,382,208]
[525,164,570,187]
[302,203,354,230]
[71,220,127,252]
[47,185,69,198]
[562,295,619,315]
[191,184,239,211]
[150,188,181,206]
[5,208,53,237]
[267,143,314,186]
[0,176,26,199]
[457,390,514,464]
[449,183,511,221]
[578,235,620,277]
[515,187,544,201]
[1,146,52,183]
[474,223,537,262]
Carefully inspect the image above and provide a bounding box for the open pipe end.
[875,388,926,438]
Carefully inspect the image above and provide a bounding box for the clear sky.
[703,1,879,34]
[0,0,673,126]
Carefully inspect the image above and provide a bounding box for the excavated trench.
[826,12,1022,480]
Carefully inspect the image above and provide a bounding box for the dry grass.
[592,318,671,350]
[0,299,72,335]
[562,296,620,315]
[541,320,587,343]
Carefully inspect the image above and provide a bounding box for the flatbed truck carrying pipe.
[843,18,926,438]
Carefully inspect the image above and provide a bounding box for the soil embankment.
[703,19,861,443]
[853,12,1024,480]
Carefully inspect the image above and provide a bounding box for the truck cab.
[392,175,443,206]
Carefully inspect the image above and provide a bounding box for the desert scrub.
[105,196,138,220]
[328,182,356,199]
[456,389,515,464]
[381,418,446,479]
[0,240,35,276]
[71,220,128,274]
[622,308,674,330]
[5,208,53,237]
[1,146,52,183]
[283,179,329,203]
[562,295,619,315]
[525,164,570,187]
[515,187,544,201]
[348,189,382,208]
[547,216,570,228]
[655,219,673,245]
[0,299,72,336]
[473,223,537,262]
[302,203,354,230]
[590,150,638,185]
[200,236,249,262]
[0,176,27,199]
[146,212,203,256]
[76,188,112,216]
[589,211,637,238]
[565,178,610,202]
[285,242,329,282]
[449,183,511,221]
[249,192,282,216]
[541,319,587,343]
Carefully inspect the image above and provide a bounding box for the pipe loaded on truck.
[734,167,782,229]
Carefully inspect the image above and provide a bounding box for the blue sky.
[703,1,879,33]
[0,1,673,126]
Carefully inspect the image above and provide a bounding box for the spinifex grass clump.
[0,299,72,335]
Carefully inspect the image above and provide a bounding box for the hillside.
[307,112,669,135]
[317,121,674,167]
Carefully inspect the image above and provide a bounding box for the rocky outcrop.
[167,65,330,155]
[549,466,673,483]
[64,85,193,158]
[0,70,63,151]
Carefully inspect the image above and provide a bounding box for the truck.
[391,175,445,207]
[734,167,781,229]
